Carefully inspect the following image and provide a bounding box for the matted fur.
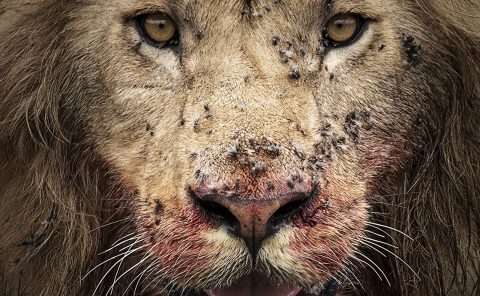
[0,0,479,295]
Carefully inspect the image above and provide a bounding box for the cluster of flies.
[240,0,331,80]
[188,102,373,193]
[273,0,336,80]
[241,0,282,18]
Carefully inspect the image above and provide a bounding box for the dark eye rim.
[136,14,180,49]
[322,14,367,48]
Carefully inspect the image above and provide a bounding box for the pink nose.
[189,186,310,255]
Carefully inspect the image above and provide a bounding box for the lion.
[0,0,479,295]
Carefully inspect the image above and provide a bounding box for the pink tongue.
[205,275,302,296]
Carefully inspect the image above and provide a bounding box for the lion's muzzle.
[189,181,315,256]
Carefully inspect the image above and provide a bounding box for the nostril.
[188,183,315,248]
[196,199,240,235]
[268,199,306,233]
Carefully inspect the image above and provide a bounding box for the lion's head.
[0,1,479,295]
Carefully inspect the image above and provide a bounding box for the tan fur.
[0,0,479,295]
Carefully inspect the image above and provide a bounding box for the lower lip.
[205,275,302,296]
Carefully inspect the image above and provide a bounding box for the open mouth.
[166,276,340,296]
[205,274,302,296]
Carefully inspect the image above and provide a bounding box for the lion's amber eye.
[140,13,178,47]
[324,14,363,47]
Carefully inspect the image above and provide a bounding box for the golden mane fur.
[0,0,479,295]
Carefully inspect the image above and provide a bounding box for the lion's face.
[69,0,439,294]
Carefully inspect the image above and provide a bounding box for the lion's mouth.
[203,275,340,296]
[205,274,301,296]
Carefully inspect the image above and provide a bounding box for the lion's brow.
[244,0,332,7]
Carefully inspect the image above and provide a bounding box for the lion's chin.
[205,275,302,296]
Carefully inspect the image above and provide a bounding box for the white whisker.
[362,240,419,279]
[366,221,414,241]
[91,245,145,296]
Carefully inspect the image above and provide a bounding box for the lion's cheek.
[288,179,368,281]
[290,201,368,281]
[258,180,369,286]
[136,206,251,285]
[256,203,367,285]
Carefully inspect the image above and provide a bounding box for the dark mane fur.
[367,1,480,295]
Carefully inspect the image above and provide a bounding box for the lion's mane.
[0,1,479,295]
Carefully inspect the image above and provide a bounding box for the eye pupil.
[157,21,167,29]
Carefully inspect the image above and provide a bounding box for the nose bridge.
[183,79,322,200]
[189,80,317,141]
[182,24,323,199]
[231,83,289,132]
[183,17,320,137]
